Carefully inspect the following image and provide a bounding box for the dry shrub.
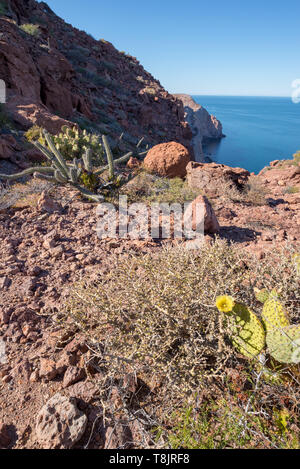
[221,176,267,206]
[65,240,299,393]
[0,180,52,210]
[63,240,300,448]
[120,170,199,204]
[243,176,268,205]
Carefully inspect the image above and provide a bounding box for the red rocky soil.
[0,160,299,449]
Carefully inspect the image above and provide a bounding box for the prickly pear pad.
[228,304,266,359]
[267,325,300,364]
[262,298,290,332]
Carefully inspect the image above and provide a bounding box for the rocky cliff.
[174,94,224,161]
[0,0,192,155]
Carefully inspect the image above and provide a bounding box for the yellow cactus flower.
[216,296,235,313]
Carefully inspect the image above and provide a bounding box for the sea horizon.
[185,94,291,98]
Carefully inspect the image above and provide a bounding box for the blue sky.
[42,0,300,97]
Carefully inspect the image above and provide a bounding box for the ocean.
[192,95,300,174]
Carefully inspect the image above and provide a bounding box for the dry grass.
[285,186,300,194]
[62,240,300,448]
[118,170,200,205]
[0,180,53,210]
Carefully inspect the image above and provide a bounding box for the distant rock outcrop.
[174,94,224,161]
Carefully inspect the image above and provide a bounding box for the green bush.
[19,23,40,37]
[293,151,300,164]
[0,1,8,15]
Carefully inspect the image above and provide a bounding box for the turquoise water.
[192,96,300,173]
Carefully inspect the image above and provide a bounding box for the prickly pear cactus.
[267,325,300,364]
[254,288,270,304]
[262,296,290,332]
[216,297,266,359]
[254,288,280,304]
[229,303,266,359]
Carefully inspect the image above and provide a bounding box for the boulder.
[187,195,220,234]
[259,165,300,188]
[62,366,86,389]
[127,157,140,169]
[186,162,250,195]
[35,394,87,449]
[144,142,191,178]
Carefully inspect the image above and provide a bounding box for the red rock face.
[0,0,191,152]
[144,142,191,178]
[259,163,300,192]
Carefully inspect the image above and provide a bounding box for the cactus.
[254,287,271,304]
[254,287,281,304]
[267,325,300,364]
[262,296,290,332]
[25,125,105,163]
[229,304,266,358]
[257,290,299,364]
[254,288,290,330]
[0,130,149,202]
[216,297,266,359]
[102,135,114,180]
[216,294,300,365]
[0,130,135,202]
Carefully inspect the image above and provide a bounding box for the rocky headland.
[174,94,224,161]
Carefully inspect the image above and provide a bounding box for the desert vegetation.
[0,125,299,448]
[62,241,299,449]
[19,23,40,37]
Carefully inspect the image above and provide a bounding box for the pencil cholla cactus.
[0,130,132,202]
[25,125,104,162]
[0,129,148,202]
